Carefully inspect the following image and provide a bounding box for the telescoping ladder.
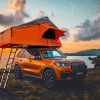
[0,47,18,88]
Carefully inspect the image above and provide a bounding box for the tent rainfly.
[0,17,64,48]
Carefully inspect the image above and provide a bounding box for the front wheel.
[15,65,23,79]
[42,70,56,89]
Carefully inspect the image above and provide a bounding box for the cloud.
[0,0,29,26]
[51,12,55,18]
[36,9,55,19]
[61,28,69,40]
[36,9,45,18]
[74,13,100,41]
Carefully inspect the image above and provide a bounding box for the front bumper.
[60,71,87,80]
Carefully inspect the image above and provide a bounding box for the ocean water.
[67,56,95,68]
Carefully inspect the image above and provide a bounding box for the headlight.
[55,62,68,67]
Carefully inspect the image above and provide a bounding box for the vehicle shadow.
[24,76,97,91]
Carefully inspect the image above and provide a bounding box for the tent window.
[42,29,56,39]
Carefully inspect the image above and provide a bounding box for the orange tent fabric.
[0,17,64,48]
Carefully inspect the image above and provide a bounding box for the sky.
[0,0,100,53]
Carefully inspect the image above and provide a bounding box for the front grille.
[72,63,87,71]
[72,66,84,71]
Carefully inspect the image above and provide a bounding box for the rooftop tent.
[0,17,64,48]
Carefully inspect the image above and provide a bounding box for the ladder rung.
[7,63,13,65]
[3,70,10,74]
[9,57,15,59]
[4,71,9,74]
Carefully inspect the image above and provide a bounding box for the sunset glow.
[60,39,100,53]
[0,0,100,53]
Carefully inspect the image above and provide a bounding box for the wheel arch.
[14,63,20,68]
[41,66,56,78]
[14,63,22,71]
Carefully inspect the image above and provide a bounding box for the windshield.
[41,50,65,59]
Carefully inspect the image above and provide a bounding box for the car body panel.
[14,49,87,80]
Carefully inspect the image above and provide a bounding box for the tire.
[42,69,56,89]
[15,65,23,79]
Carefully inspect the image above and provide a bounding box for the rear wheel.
[15,65,23,79]
[42,69,56,89]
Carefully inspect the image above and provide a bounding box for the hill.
[64,49,100,56]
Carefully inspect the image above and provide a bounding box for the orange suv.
[14,48,87,88]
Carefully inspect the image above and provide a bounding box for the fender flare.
[41,66,56,78]
[14,63,22,71]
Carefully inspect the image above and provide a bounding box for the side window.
[23,50,32,59]
[17,50,25,58]
[31,50,41,59]
[42,51,52,58]
[53,51,62,57]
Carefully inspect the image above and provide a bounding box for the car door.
[27,50,43,76]
[15,49,28,71]
[17,49,32,74]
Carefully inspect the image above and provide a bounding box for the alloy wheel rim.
[43,71,55,88]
